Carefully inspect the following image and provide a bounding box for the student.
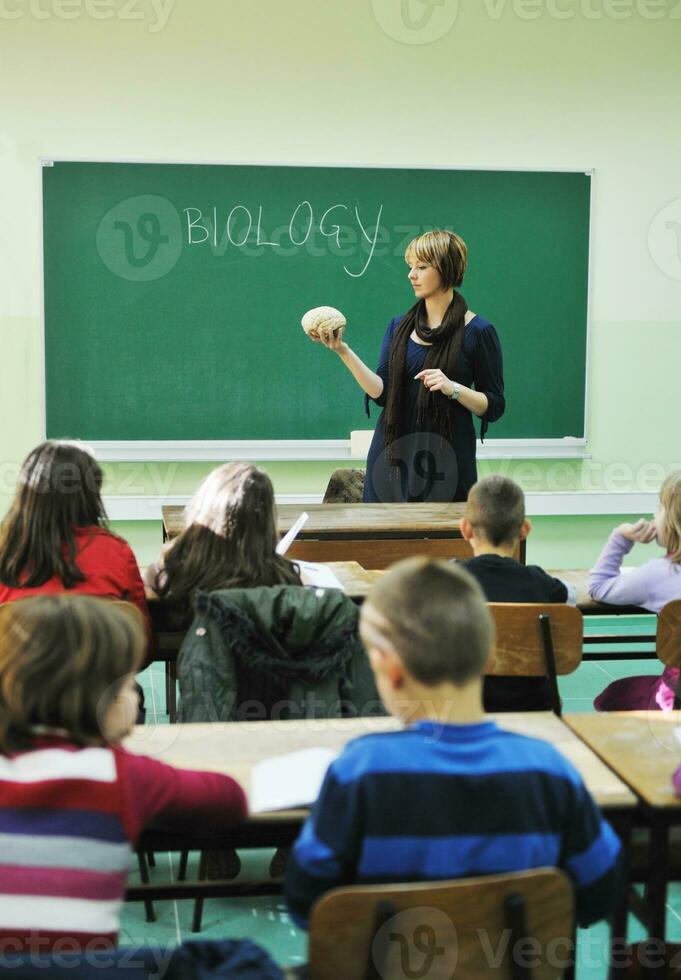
[0,594,247,951]
[146,461,301,601]
[285,558,621,929]
[0,440,149,632]
[459,474,573,711]
[589,472,681,711]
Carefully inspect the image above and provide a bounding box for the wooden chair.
[306,868,575,980]
[654,599,681,709]
[487,604,584,717]
[147,596,193,723]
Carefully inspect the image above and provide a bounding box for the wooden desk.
[146,561,382,610]
[548,570,655,664]
[126,712,635,814]
[566,712,681,946]
[565,713,680,816]
[161,502,527,568]
[549,569,648,616]
[123,714,634,912]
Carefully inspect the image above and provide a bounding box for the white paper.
[295,559,345,591]
[250,747,338,813]
[276,511,309,556]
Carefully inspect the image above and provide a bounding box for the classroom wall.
[1,0,679,567]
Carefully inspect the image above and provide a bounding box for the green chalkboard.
[43,162,590,442]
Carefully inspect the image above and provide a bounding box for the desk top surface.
[564,712,681,810]
[124,713,636,812]
[145,561,648,611]
[162,502,467,539]
[547,569,649,615]
[145,561,382,604]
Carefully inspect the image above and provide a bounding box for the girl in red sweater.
[0,594,247,951]
[0,440,149,631]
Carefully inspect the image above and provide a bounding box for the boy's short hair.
[466,475,526,546]
[361,557,494,687]
[0,594,144,753]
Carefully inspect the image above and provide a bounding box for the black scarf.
[384,292,467,464]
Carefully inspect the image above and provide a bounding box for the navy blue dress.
[363,314,505,502]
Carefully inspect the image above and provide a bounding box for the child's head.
[184,461,278,541]
[359,557,494,719]
[159,462,300,597]
[0,440,107,588]
[657,471,681,562]
[0,594,144,753]
[462,475,530,551]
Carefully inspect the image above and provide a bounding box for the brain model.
[301,306,346,340]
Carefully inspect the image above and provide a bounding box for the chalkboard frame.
[40,157,594,460]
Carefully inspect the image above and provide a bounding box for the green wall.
[1,0,680,568]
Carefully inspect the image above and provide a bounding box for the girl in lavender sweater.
[590,472,681,711]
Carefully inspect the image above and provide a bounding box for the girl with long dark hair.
[0,440,149,631]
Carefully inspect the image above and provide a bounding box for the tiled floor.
[128,615,671,978]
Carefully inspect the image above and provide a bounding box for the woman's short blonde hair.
[660,471,681,564]
[405,229,468,289]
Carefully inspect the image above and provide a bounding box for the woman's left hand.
[414,369,454,397]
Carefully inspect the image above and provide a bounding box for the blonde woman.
[590,471,681,710]
[315,230,505,502]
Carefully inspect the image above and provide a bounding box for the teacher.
[316,229,505,502]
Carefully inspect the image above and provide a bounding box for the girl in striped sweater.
[0,594,247,952]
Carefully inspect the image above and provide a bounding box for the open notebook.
[250,747,338,813]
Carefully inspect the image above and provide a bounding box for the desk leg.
[608,811,632,980]
[166,660,178,723]
[641,813,669,979]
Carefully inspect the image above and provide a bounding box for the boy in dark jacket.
[460,475,574,711]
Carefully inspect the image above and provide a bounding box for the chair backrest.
[656,599,681,668]
[487,604,582,676]
[308,868,574,980]
[486,604,583,716]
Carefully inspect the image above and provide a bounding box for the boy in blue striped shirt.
[285,558,622,928]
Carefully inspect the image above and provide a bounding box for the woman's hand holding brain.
[301,306,347,351]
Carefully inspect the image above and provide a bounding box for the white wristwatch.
[449,383,461,401]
